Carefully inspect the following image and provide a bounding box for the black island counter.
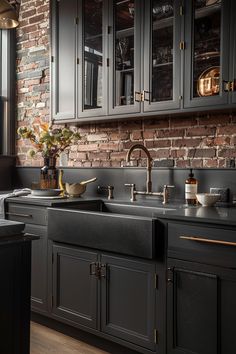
[0,219,37,354]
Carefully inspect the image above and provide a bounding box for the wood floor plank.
[30,322,110,354]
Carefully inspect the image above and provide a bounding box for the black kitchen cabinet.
[6,202,49,315]
[51,244,98,329]
[100,254,156,351]
[167,221,236,354]
[0,237,32,354]
[51,243,157,352]
[51,0,236,123]
[167,259,236,354]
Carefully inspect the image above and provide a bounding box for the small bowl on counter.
[196,193,221,207]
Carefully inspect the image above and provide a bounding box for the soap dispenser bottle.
[185,169,198,205]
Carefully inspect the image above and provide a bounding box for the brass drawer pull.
[180,235,236,247]
[6,212,33,218]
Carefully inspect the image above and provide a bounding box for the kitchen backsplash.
[16,0,236,169]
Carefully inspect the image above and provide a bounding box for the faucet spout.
[126,144,152,193]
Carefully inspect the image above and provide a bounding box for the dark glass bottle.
[185,169,198,205]
[40,157,58,189]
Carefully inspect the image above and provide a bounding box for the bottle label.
[185,184,197,200]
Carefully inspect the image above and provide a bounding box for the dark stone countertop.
[5,195,236,228]
[0,219,34,244]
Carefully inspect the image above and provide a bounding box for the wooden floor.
[30,322,110,354]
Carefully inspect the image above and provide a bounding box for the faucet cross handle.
[163,185,175,204]
[125,183,136,202]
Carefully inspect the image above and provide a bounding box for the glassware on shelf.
[197,66,220,96]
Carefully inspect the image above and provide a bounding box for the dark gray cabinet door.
[101,254,156,351]
[77,0,108,118]
[108,0,142,115]
[143,0,182,112]
[51,0,77,120]
[184,0,230,108]
[52,244,98,329]
[24,224,48,314]
[167,259,218,354]
[231,0,236,104]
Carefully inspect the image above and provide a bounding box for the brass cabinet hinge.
[179,41,185,50]
[154,329,158,344]
[180,5,184,15]
[154,273,158,289]
[230,81,235,92]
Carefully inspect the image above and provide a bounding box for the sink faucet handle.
[125,183,136,202]
[97,185,114,200]
[163,185,175,205]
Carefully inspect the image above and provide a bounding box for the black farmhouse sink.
[47,201,172,259]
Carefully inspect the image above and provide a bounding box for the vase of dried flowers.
[17,120,80,189]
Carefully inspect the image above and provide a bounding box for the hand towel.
[0,189,31,219]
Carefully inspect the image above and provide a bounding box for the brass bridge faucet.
[125,144,174,204]
[126,144,152,193]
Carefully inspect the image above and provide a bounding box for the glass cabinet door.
[51,0,77,120]
[143,0,181,112]
[108,0,141,115]
[78,0,108,117]
[231,0,236,104]
[184,0,230,108]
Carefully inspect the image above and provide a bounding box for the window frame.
[1,29,16,156]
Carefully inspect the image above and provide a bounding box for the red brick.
[218,149,236,158]
[144,118,169,129]
[170,117,197,128]
[145,140,171,148]
[156,129,185,138]
[172,138,201,148]
[203,159,218,168]
[186,127,216,137]
[217,125,236,135]
[29,14,45,24]
[198,114,231,126]
[188,148,216,158]
[131,131,143,140]
[21,9,36,19]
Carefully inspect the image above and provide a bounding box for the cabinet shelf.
[153,16,173,30]
[153,62,173,68]
[195,2,221,19]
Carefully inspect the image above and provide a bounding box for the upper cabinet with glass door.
[143,0,182,112]
[108,0,142,115]
[184,0,231,108]
[51,0,77,121]
[231,0,236,104]
[78,0,108,118]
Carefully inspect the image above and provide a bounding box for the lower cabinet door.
[167,258,236,354]
[100,254,156,351]
[167,259,219,354]
[52,244,98,329]
[24,224,48,314]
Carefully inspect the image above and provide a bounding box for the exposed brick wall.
[16,0,236,168]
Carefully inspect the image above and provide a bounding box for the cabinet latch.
[223,80,235,92]
[167,267,174,283]
[154,329,158,344]
[179,41,185,50]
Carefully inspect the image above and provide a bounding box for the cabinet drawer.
[6,203,47,226]
[168,222,236,268]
